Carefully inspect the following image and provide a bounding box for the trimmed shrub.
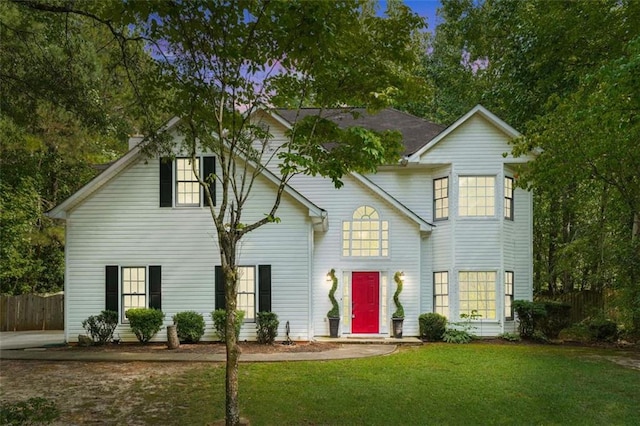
[173,311,206,343]
[537,301,572,339]
[126,308,165,343]
[513,300,547,338]
[82,310,118,345]
[256,311,279,344]
[211,309,244,342]
[587,318,618,342]
[418,313,447,341]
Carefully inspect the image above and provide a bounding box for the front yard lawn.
[134,343,640,425]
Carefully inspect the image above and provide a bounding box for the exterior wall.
[65,155,313,343]
[287,173,423,337]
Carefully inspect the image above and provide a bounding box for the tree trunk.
[167,325,179,349]
[221,234,241,426]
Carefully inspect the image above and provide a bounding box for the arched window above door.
[342,206,389,257]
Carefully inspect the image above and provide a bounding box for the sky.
[381,0,442,32]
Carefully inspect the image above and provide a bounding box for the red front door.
[352,272,380,333]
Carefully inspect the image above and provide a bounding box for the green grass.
[131,343,640,425]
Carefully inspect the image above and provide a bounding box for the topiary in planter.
[327,269,339,319]
[392,272,405,319]
[256,311,279,344]
[173,311,206,343]
[82,310,118,345]
[126,308,165,343]
[418,312,447,341]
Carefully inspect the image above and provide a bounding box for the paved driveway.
[0,330,65,350]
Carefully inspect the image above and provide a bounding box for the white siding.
[287,172,423,337]
[66,156,312,342]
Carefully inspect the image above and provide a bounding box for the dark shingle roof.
[274,108,445,156]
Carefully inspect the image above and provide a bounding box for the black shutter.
[203,156,216,206]
[215,265,226,310]
[159,158,173,207]
[105,265,119,312]
[258,265,271,312]
[149,266,162,310]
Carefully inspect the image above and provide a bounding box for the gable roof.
[407,104,522,162]
[274,108,445,157]
[47,118,328,231]
[267,109,434,232]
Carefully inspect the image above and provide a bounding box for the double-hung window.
[458,271,497,320]
[434,272,449,318]
[504,177,514,220]
[159,156,216,208]
[505,271,514,320]
[176,158,200,206]
[459,176,496,217]
[433,177,449,220]
[237,266,256,321]
[122,266,146,322]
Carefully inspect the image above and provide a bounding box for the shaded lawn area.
[134,343,640,425]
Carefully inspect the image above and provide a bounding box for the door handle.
[352,314,356,318]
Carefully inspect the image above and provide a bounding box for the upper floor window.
[459,176,495,217]
[342,206,389,257]
[433,177,449,221]
[459,271,496,320]
[504,177,514,220]
[176,158,200,206]
[159,156,216,208]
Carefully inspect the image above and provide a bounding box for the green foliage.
[211,309,244,342]
[256,311,279,344]
[418,313,447,341]
[499,332,521,342]
[392,272,404,318]
[443,310,480,344]
[173,311,206,343]
[81,310,118,345]
[0,397,59,425]
[586,318,619,342]
[126,308,165,344]
[537,301,572,339]
[513,300,547,339]
[443,329,473,344]
[327,269,340,318]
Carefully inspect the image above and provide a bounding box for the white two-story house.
[49,105,533,342]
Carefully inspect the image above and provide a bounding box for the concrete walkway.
[0,343,396,362]
[0,330,65,350]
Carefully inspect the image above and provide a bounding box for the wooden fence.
[554,291,605,323]
[0,293,64,331]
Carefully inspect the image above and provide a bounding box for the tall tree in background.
[424,0,640,331]
[0,1,158,294]
[14,1,428,424]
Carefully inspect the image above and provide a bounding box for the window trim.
[458,175,497,218]
[504,176,514,221]
[433,271,449,318]
[505,271,514,320]
[433,177,449,221]
[175,157,202,207]
[458,270,497,321]
[121,266,148,323]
